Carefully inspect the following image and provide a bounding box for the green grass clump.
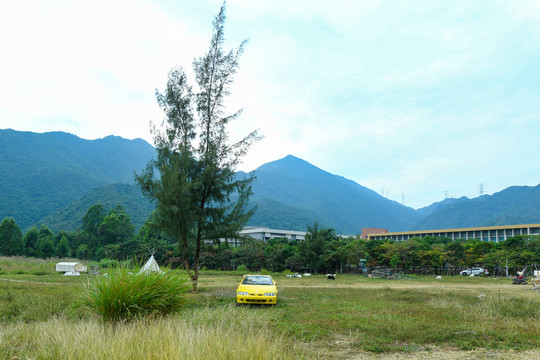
[84,268,190,322]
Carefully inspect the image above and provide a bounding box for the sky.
[1,0,540,209]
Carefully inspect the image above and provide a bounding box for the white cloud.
[1,0,539,209]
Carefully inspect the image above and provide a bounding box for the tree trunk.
[191,230,202,293]
[191,269,199,293]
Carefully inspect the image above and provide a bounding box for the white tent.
[56,262,87,276]
[139,255,161,274]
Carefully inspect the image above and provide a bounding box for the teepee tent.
[139,255,161,274]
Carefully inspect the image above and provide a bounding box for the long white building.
[367,224,540,242]
[240,227,306,242]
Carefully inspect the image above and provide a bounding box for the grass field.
[1,257,539,359]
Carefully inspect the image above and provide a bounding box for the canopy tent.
[56,262,87,276]
[139,255,161,274]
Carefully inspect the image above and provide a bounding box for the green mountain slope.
[247,155,422,234]
[412,184,540,230]
[0,129,155,229]
[5,130,540,235]
[36,183,155,232]
[246,198,323,231]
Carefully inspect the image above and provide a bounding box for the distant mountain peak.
[257,154,329,176]
[249,154,421,233]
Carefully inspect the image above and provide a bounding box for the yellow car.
[236,274,278,305]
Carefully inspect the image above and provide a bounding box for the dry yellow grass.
[0,304,305,360]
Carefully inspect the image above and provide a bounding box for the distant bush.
[98,258,119,269]
[83,267,190,322]
[237,264,248,272]
[259,268,271,275]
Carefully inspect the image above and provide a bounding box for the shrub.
[259,268,272,275]
[83,267,190,322]
[237,264,248,272]
[94,247,105,261]
[98,258,119,269]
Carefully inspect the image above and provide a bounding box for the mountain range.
[1,129,540,234]
[0,129,155,230]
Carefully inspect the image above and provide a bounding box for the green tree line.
[1,210,539,276]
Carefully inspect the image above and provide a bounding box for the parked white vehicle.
[460,267,488,276]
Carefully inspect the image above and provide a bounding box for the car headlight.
[264,292,276,296]
[238,291,248,295]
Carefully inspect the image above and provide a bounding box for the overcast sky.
[1,0,540,209]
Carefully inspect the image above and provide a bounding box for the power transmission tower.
[401,193,405,204]
[479,183,484,196]
[444,191,448,199]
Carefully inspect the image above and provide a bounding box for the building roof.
[369,223,540,237]
[240,227,306,236]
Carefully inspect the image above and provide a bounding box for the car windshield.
[242,276,273,285]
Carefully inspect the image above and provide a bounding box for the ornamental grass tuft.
[83,267,191,322]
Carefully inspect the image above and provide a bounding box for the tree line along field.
[0,256,539,359]
[2,209,540,278]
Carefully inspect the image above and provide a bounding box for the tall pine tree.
[136,3,259,292]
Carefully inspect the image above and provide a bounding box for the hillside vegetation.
[413,185,540,230]
[2,129,540,234]
[37,183,154,232]
[248,155,421,233]
[0,129,155,229]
